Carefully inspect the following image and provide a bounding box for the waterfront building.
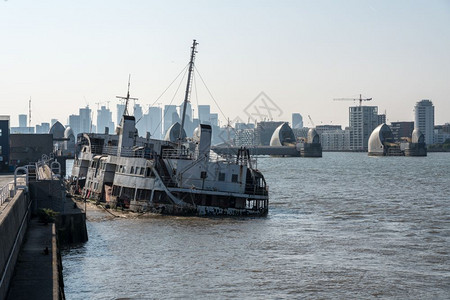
[97,106,114,134]
[434,124,450,144]
[315,125,342,135]
[390,121,414,142]
[414,99,434,145]
[0,116,10,171]
[79,106,92,134]
[235,128,255,146]
[321,129,350,151]
[9,134,53,167]
[349,106,379,151]
[292,113,303,129]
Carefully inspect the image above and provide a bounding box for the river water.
[62,153,450,299]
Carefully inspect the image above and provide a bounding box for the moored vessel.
[69,40,269,216]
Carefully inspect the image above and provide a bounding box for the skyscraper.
[198,105,211,124]
[210,113,218,127]
[68,114,81,137]
[163,105,178,134]
[292,113,303,129]
[147,106,162,139]
[18,114,27,128]
[349,106,379,151]
[97,106,114,134]
[79,106,92,134]
[414,99,434,145]
[133,104,144,137]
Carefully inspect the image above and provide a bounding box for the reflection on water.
[62,153,450,299]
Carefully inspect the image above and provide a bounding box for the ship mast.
[179,39,198,141]
[116,74,138,118]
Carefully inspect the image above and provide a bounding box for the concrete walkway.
[6,218,53,300]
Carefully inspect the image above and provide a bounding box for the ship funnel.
[196,124,212,160]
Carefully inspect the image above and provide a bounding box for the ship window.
[130,167,134,174]
[218,173,225,181]
[231,174,238,183]
[135,167,139,174]
[140,168,144,175]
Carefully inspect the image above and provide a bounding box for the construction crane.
[333,94,372,106]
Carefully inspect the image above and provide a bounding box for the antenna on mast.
[179,39,198,141]
[116,74,138,117]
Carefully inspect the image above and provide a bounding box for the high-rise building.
[414,99,434,145]
[292,113,303,129]
[163,105,178,134]
[198,105,211,124]
[79,106,91,134]
[19,114,27,128]
[210,113,219,127]
[146,106,162,139]
[377,114,386,125]
[133,104,144,137]
[68,115,81,137]
[321,129,350,151]
[97,106,114,134]
[349,106,379,151]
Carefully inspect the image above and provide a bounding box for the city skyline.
[1,1,449,128]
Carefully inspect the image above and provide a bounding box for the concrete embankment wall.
[0,190,29,300]
[56,211,88,246]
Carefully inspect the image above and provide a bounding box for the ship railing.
[162,148,194,160]
[0,182,15,208]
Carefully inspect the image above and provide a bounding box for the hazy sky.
[1,0,449,128]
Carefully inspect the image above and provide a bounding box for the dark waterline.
[62,153,450,299]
